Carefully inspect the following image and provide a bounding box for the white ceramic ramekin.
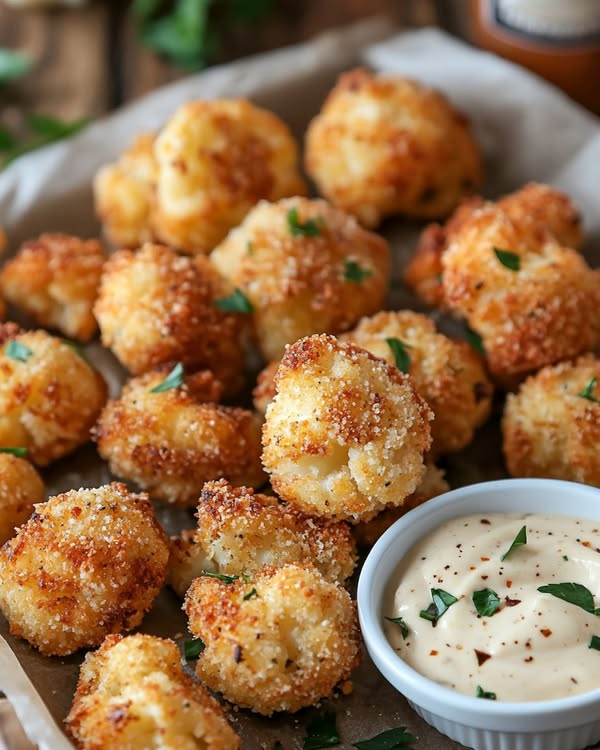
[357,478,600,750]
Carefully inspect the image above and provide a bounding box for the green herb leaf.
[463,326,485,356]
[0,447,27,458]
[247,240,255,256]
[500,525,527,562]
[1,115,87,169]
[303,712,339,750]
[537,582,599,614]
[0,48,32,83]
[131,0,164,20]
[385,338,411,374]
[150,362,184,392]
[287,207,323,237]
[419,588,458,623]
[184,637,205,659]
[201,570,239,584]
[243,588,258,601]
[577,377,599,403]
[493,246,520,271]
[343,259,373,283]
[384,616,409,640]
[590,635,600,651]
[214,288,254,313]
[353,726,416,749]
[0,126,17,151]
[563,555,569,561]
[476,685,497,700]
[472,588,501,617]
[5,340,33,362]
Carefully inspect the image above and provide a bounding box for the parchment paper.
[0,18,599,750]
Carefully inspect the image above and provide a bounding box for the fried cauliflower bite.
[152,99,307,254]
[0,483,169,656]
[262,334,432,522]
[94,369,265,508]
[0,323,107,466]
[168,479,356,597]
[502,355,600,485]
[211,197,391,361]
[305,68,482,227]
[94,243,245,395]
[0,233,105,341]
[94,133,157,249]
[341,310,493,456]
[66,634,240,750]
[0,452,44,545]
[252,359,279,415]
[184,563,361,715]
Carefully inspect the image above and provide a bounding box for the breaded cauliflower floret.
[168,479,356,597]
[0,323,107,466]
[66,634,240,750]
[94,132,157,249]
[152,99,307,254]
[184,563,361,715]
[341,311,493,456]
[0,451,44,545]
[262,334,432,522]
[0,233,105,341]
[502,354,600,485]
[94,370,265,508]
[252,360,279,415]
[94,243,245,395]
[305,68,482,227]
[0,483,169,655]
[211,197,390,361]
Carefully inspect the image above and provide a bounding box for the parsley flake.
[353,726,416,749]
[243,588,258,601]
[590,635,600,651]
[500,525,527,562]
[0,447,27,458]
[287,207,323,237]
[184,637,205,660]
[247,240,255,256]
[343,259,373,283]
[214,288,254,313]
[476,685,497,700]
[419,588,458,624]
[537,582,600,615]
[5,340,33,362]
[463,326,485,356]
[385,338,411,374]
[493,246,520,271]
[384,616,409,640]
[150,362,184,392]
[472,588,501,617]
[201,570,239,584]
[303,712,339,750]
[577,377,599,403]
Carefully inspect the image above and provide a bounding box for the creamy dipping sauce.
[384,512,600,702]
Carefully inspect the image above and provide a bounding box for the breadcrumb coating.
[184,563,361,715]
[262,334,432,522]
[305,68,482,227]
[0,233,105,341]
[152,99,306,254]
[94,369,265,508]
[0,483,169,655]
[252,360,279,415]
[66,634,240,750]
[94,243,245,395]
[211,197,390,361]
[168,479,356,597]
[0,452,44,545]
[0,323,107,466]
[341,310,493,456]
[502,354,600,485]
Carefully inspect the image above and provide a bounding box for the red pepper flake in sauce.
[505,596,521,607]
[480,519,491,524]
[506,580,513,588]
[430,649,438,656]
[540,628,552,638]
[475,650,491,666]
[524,656,534,663]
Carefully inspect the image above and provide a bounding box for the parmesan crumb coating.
[262,334,432,522]
[210,197,390,361]
[66,634,240,750]
[305,68,482,227]
[0,484,169,656]
[0,452,44,545]
[168,479,356,597]
[0,233,105,341]
[184,563,361,715]
[0,323,107,466]
[341,311,493,456]
[94,370,265,508]
[252,360,279,415]
[94,243,245,395]
[152,99,306,254]
[502,354,600,486]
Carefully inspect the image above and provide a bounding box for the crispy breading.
[210,197,390,361]
[152,99,306,254]
[261,334,432,522]
[0,323,107,466]
[502,354,600,485]
[252,360,279,415]
[0,233,105,341]
[184,563,361,715]
[66,634,240,750]
[168,479,356,596]
[94,243,246,395]
[0,483,169,656]
[341,310,493,456]
[94,370,265,508]
[305,68,482,227]
[0,452,44,545]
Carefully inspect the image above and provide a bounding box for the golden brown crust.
[0,453,44,546]
[0,483,169,655]
[184,563,361,715]
[252,360,279,415]
[0,233,105,341]
[305,68,482,226]
[66,634,240,750]
[94,369,265,507]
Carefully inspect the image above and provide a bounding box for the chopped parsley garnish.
[150,362,184,392]
[0,447,27,458]
[563,555,569,561]
[303,712,339,750]
[500,525,527,562]
[247,240,255,256]
[343,259,373,283]
[537,582,600,615]
[419,588,458,624]
[493,246,520,271]
[472,588,501,617]
[589,635,600,651]
[201,570,239,584]
[243,588,258,601]
[352,726,416,749]
[184,637,205,660]
[463,326,485,356]
[214,288,254,313]
[287,207,323,237]
[476,685,497,700]
[577,377,599,403]
[385,338,411,374]
[384,616,409,640]
[5,340,33,362]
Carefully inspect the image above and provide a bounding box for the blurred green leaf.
[0,48,31,83]
[0,126,17,151]
[1,116,88,169]
[132,0,166,20]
